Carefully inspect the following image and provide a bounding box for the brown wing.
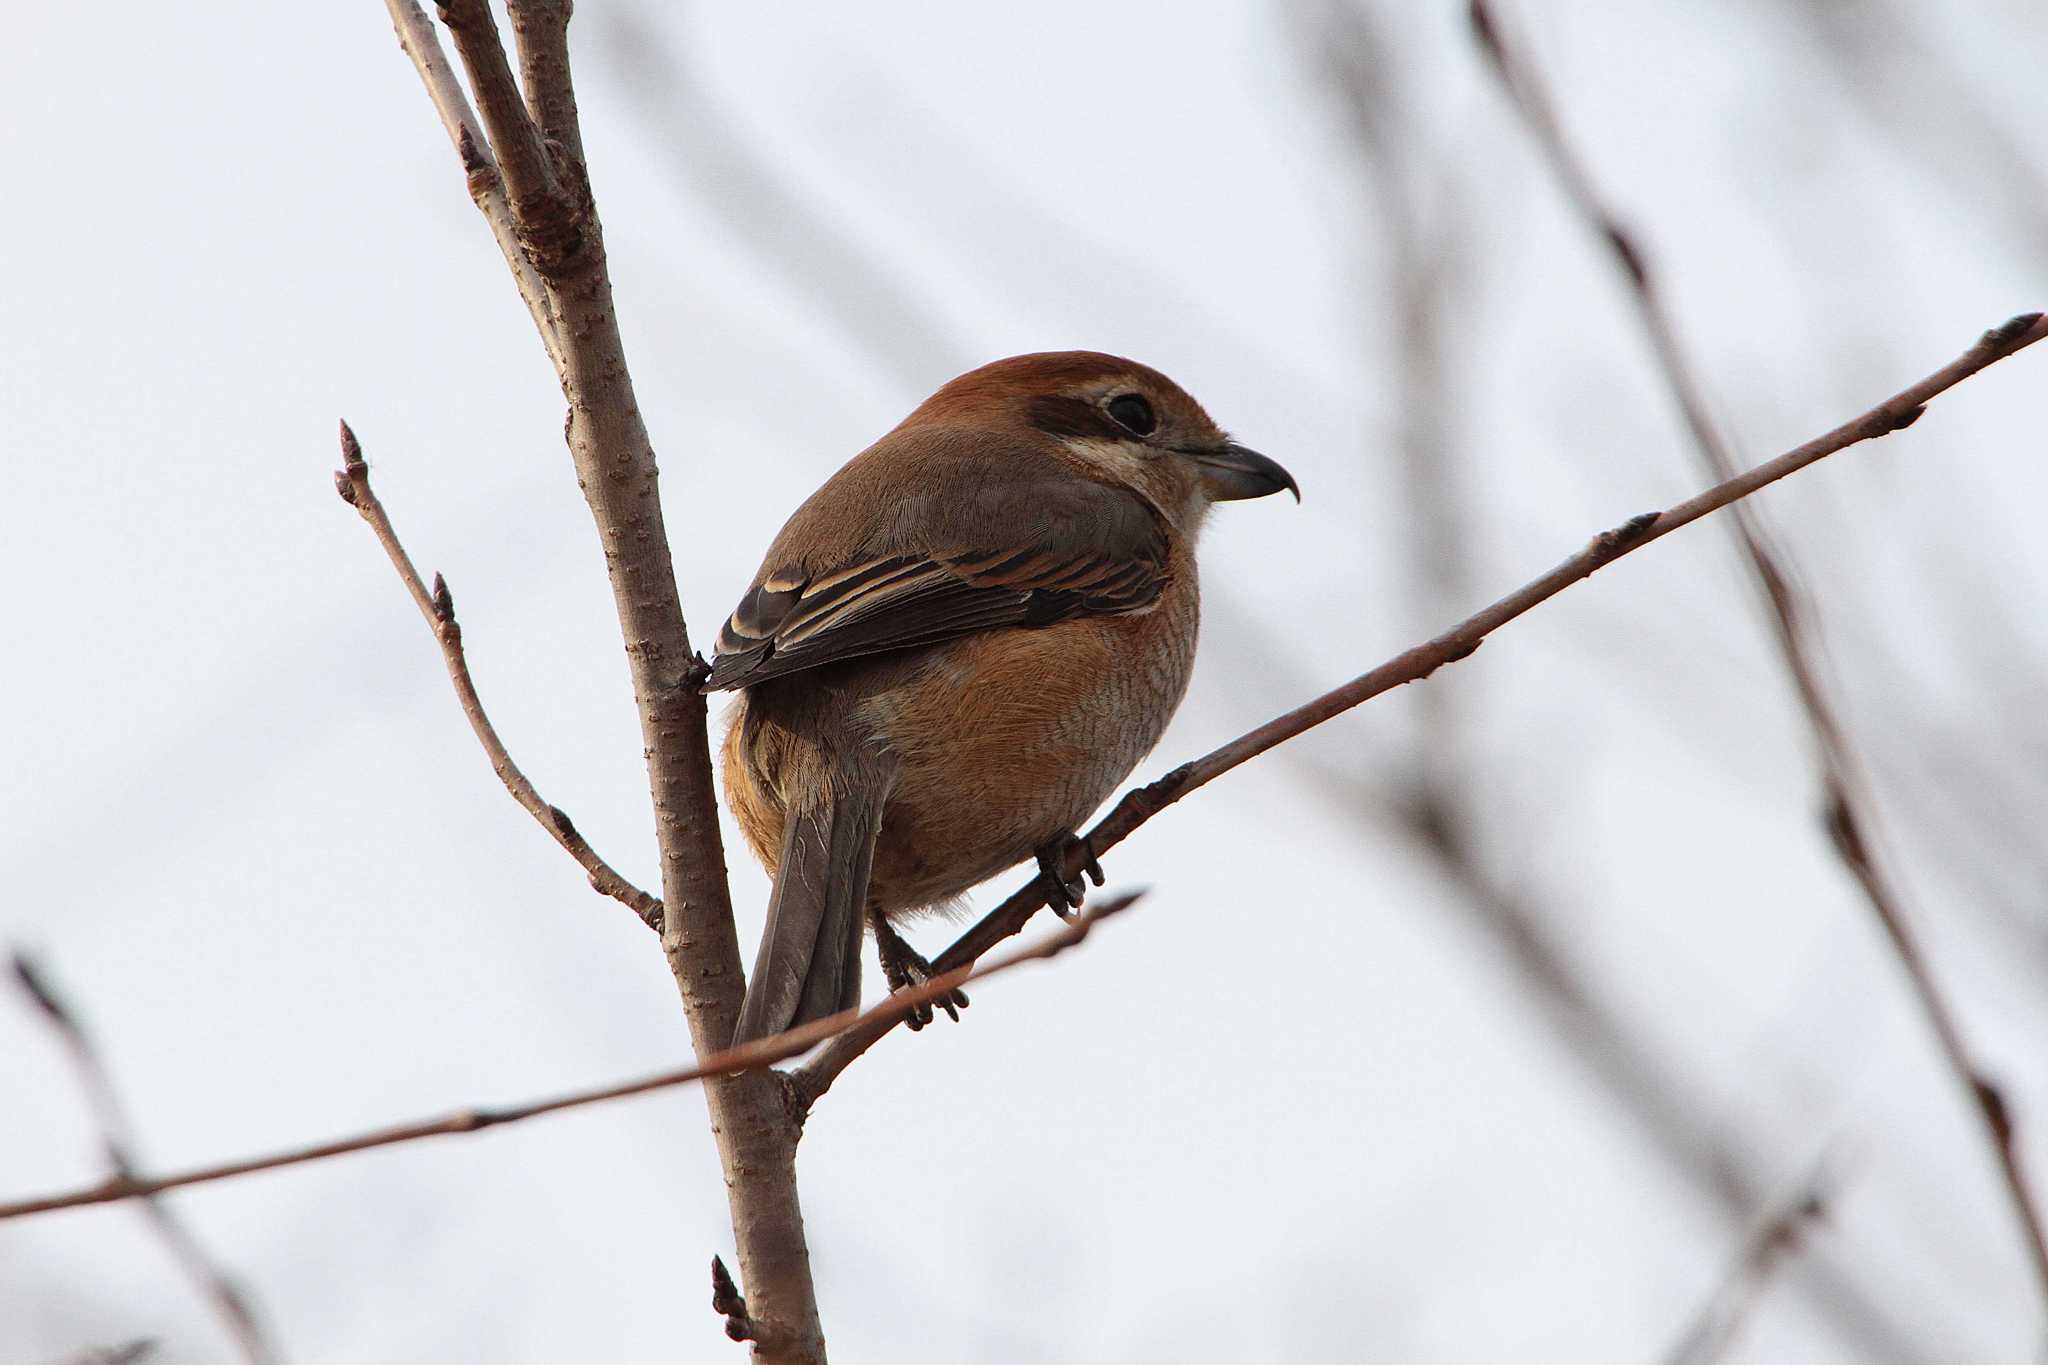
[704,455,1168,692]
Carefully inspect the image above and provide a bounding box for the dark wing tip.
[705,571,808,691]
[703,643,771,692]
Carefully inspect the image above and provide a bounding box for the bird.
[706,351,1297,1045]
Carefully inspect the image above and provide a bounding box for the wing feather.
[704,478,1168,692]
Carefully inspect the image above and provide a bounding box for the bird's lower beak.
[1185,442,1300,503]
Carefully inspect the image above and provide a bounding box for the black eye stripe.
[1026,395,1127,441]
[1106,393,1156,436]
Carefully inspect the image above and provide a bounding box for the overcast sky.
[4,2,2047,1362]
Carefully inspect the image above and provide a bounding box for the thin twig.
[0,894,1141,1221]
[1469,0,2048,1311]
[792,311,2048,1108]
[11,955,284,1365]
[333,420,663,931]
[382,0,561,369]
[1662,1159,1834,1365]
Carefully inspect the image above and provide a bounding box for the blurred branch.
[383,4,819,1356]
[1662,1161,1834,1365]
[1298,14,1928,1355]
[333,419,663,931]
[793,311,2048,1108]
[0,894,1140,1222]
[11,955,284,1365]
[1470,0,2048,1311]
[45,1347,156,1365]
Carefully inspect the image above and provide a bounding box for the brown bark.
[386,2,824,1356]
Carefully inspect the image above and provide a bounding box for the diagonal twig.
[791,310,2048,1109]
[334,419,663,931]
[0,894,1141,1221]
[1469,0,2048,1310]
[12,955,285,1365]
[46,1344,157,1365]
[1662,1158,1835,1365]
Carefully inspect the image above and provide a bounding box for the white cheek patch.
[1057,435,1154,484]
[1058,436,1211,534]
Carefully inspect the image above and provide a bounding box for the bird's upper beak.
[1183,442,1300,503]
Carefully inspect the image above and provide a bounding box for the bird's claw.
[873,918,967,1031]
[1036,833,1103,919]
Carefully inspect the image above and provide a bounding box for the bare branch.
[793,312,2048,1107]
[333,419,662,930]
[506,0,584,166]
[390,5,822,1354]
[47,1345,156,1365]
[1303,15,1930,1353]
[11,955,285,1365]
[1662,1160,1834,1365]
[382,0,561,368]
[0,894,1140,1223]
[430,0,582,267]
[1470,0,2048,1310]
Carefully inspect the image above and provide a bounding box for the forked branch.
[381,5,819,1355]
[384,0,561,366]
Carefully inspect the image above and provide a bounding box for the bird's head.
[898,351,1298,531]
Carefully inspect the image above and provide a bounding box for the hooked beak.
[1183,442,1300,503]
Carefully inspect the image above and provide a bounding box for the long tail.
[732,788,881,1046]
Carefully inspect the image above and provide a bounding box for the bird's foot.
[1035,832,1105,920]
[681,651,714,692]
[873,917,967,1032]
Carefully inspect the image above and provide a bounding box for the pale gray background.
[4,2,2046,1361]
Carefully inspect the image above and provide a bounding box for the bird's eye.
[1105,393,1156,437]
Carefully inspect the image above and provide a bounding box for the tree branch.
[506,0,584,166]
[11,955,284,1365]
[382,0,561,369]
[1300,15,1929,1353]
[386,7,820,1356]
[1469,0,2048,1312]
[0,894,1140,1222]
[430,0,581,268]
[1662,1159,1834,1365]
[792,311,2048,1108]
[333,419,662,930]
